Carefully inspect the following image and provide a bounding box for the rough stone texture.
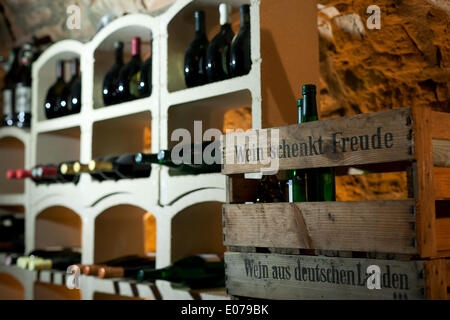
[1,0,448,202]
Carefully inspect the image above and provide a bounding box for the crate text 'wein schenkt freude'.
[221,106,450,300]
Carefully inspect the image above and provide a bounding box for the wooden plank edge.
[431,111,450,140]
[424,259,447,300]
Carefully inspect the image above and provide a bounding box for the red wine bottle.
[2,48,20,127]
[68,58,81,115]
[137,37,152,98]
[102,41,124,106]
[184,11,209,88]
[205,3,234,82]
[229,5,251,77]
[14,43,33,128]
[6,169,17,179]
[115,37,142,103]
[44,60,66,119]
[34,164,80,184]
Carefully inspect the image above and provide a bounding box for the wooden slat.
[223,201,417,254]
[424,260,447,300]
[222,108,413,174]
[225,252,426,300]
[433,139,450,167]
[436,218,450,252]
[434,167,450,200]
[412,106,437,258]
[431,111,450,140]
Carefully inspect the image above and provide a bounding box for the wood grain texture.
[225,252,426,300]
[222,108,413,174]
[412,106,437,258]
[433,139,450,167]
[223,201,417,254]
[434,167,450,200]
[424,259,448,300]
[435,217,450,252]
[431,111,450,140]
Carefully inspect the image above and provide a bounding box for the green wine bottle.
[289,98,307,202]
[135,142,222,175]
[136,255,225,289]
[302,84,336,202]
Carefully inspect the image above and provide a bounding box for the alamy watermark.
[366,5,381,30]
[66,4,81,30]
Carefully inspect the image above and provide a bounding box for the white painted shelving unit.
[0,0,261,300]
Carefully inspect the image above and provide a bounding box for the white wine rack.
[0,0,319,300]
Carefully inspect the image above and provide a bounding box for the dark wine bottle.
[73,160,106,182]
[254,175,286,203]
[68,58,81,115]
[2,48,20,127]
[137,37,152,98]
[0,214,25,253]
[80,255,155,276]
[16,248,80,269]
[28,251,81,271]
[184,11,209,88]
[96,256,156,279]
[229,4,251,77]
[102,41,124,106]
[288,98,307,203]
[44,60,66,119]
[205,3,234,82]
[135,141,221,174]
[137,255,225,289]
[14,44,33,128]
[301,84,336,202]
[88,153,152,181]
[115,37,142,103]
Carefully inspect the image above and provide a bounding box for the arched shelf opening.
[35,206,82,252]
[166,0,250,93]
[0,273,25,300]
[33,40,83,123]
[0,137,25,195]
[35,126,80,168]
[92,17,155,110]
[167,89,252,151]
[33,282,80,300]
[171,201,225,262]
[92,111,152,161]
[94,205,156,263]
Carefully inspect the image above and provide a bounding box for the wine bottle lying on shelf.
[135,141,222,175]
[136,255,225,289]
[84,153,152,181]
[79,254,155,276]
[34,164,80,184]
[16,248,80,270]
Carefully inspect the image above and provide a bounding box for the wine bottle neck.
[57,60,65,79]
[302,85,318,122]
[240,5,250,27]
[131,37,141,57]
[71,58,80,77]
[135,153,159,165]
[219,4,231,26]
[115,43,124,64]
[88,160,114,173]
[297,98,303,124]
[195,11,206,34]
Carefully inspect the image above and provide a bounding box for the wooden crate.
[224,252,450,300]
[221,106,450,300]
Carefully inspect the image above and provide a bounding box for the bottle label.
[130,71,141,98]
[15,86,31,113]
[2,89,13,115]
